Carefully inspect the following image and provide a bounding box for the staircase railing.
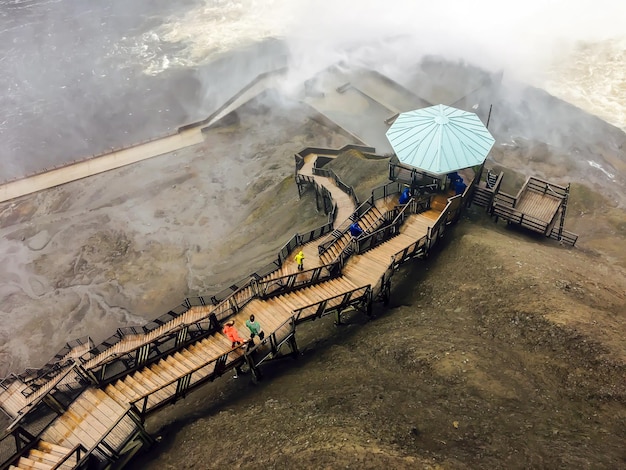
[292,285,371,323]
[254,261,341,299]
[245,317,297,368]
[355,196,430,255]
[131,345,249,417]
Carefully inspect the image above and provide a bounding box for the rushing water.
[1,0,625,182]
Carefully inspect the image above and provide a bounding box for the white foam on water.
[587,160,616,181]
[120,0,626,131]
[542,37,626,131]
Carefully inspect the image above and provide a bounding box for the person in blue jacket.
[349,222,364,238]
[399,187,411,204]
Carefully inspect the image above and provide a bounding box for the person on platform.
[223,320,245,348]
[294,250,305,271]
[223,320,247,378]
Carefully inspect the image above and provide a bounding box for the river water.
[1,0,625,183]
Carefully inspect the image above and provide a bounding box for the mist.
[1,0,625,182]
[277,0,626,85]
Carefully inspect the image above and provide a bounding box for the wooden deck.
[515,190,561,224]
[2,150,451,469]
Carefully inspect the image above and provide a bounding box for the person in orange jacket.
[223,320,245,348]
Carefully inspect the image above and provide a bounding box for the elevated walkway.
[1,145,473,470]
[490,176,578,246]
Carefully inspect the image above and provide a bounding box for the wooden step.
[105,383,131,406]
[16,456,53,469]
[133,370,167,398]
[114,380,140,402]
[123,375,151,399]
[28,448,73,469]
[162,354,192,377]
[37,441,74,459]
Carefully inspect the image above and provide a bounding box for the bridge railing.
[312,165,359,207]
[5,364,92,433]
[292,285,371,323]
[355,196,430,255]
[131,345,249,417]
[255,262,341,299]
[0,426,42,470]
[74,405,143,468]
[526,176,568,198]
[318,180,402,256]
[51,443,90,470]
[391,235,429,269]
[245,317,297,368]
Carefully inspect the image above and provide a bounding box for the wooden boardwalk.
[1,149,453,469]
[490,176,577,245]
[515,190,561,223]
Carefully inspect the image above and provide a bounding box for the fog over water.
[0,0,625,182]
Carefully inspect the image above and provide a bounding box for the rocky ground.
[1,86,625,469]
[0,92,350,375]
[134,201,625,470]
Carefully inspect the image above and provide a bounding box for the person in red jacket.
[223,320,247,379]
[223,320,245,348]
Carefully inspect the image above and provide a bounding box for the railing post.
[175,326,189,347]
[250,277,257,297]
[136,344,150,368]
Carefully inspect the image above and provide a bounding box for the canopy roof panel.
[386,104,495,175]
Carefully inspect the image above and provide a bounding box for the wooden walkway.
[2,151,448,469]
[490,176,577,245]
[515,190,561,223]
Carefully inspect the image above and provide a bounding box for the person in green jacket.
[245,314,264,342]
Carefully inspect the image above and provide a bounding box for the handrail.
[244,316,296,367]
[255,262,341,299]
[355,196,430,255]
[0,426,36,470]
[50,443,88,470]
[130,344,248,416]
[74,405,136,468]
[6,363,81,431]
[292,285,371,323]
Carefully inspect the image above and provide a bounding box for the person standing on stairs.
[294,250,305,271]
[246,314,264,344]
[223,320,246,348]
[223,320,247,378]
[349,221,364,238]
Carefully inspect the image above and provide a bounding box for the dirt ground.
[134,150,625,469]
[132,196,625,469]
[0,93,350,375]
[1,88,625,469]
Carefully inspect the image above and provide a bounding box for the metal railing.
[245,317,297,368]
[355,197,430,255]
[131,346,248,416]
[254,262,341,299]
[51,443,89,470]
[292,285,371,323]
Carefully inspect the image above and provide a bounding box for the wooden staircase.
[10,441,77,469]
[2,149,462,469]
[319,206,385,265]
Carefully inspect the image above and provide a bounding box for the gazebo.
[386,104,495,194]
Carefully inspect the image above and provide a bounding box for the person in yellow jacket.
[294,250,305,271]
